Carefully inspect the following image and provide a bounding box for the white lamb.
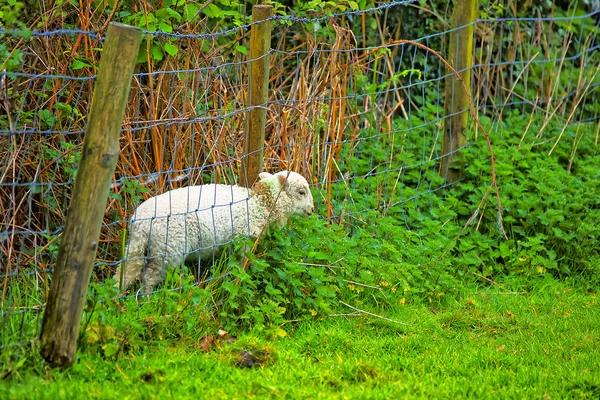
[113,171,314,291]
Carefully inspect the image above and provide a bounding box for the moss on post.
[241,5,273,187]
[40,22,142,368]
[440,0,478,182]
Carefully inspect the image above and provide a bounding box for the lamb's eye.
[299,189,306,196]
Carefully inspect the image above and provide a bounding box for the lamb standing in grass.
[113,171,314,291]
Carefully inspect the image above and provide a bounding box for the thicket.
[70,115,600,359]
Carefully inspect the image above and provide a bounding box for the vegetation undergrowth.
[454,113,600,278]
[2,111,599,397]
[1,275,598,398]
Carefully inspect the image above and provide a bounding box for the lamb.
[113,171,314,292]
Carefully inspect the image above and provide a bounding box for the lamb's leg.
[141,258,164,293]
[113,233,148,291]
[140,215,195,292]
[141,249,187,293]
[113,260,145,291]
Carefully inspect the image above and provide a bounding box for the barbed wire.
[3,4,597,42]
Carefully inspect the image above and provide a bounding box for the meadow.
[2,117,600,398]
[1,277,598,398]
[1,1,599,398]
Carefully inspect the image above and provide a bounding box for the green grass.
[2,275,599,399]
[1,115,599,399]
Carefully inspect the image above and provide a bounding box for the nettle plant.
[450,112,600,278]
[213,195,463,334]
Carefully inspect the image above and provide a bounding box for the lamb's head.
[255,171,314,228]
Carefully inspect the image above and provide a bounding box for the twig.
[343,280,383,291]
[435,182,493,263]
[548,63,600,155]
[498,52,539,123]
[176,0,214,29]
[329,312,361,317]
[471,292,526,295]
[115,363,128,380]
[472,271,501,287]
[99,0,120,33]
[298,258,345,269]
[518,95,538,149]
[339,301,412,326]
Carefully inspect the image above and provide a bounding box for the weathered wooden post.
[440,0,478,182]
[240,4,273,186]
[40,22,141,368]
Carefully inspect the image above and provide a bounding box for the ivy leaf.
[235,45,248,55]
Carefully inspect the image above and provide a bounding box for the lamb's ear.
[258,172,273,181]
[276,173,287,187]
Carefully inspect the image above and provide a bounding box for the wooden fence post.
[40,22,141,368]
[440,0,478,182]
[241,4,273,186]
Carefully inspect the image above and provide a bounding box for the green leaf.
[183,4,199,22]
[31,183,49,195]
[235,45,248,55]
[203,3,222,18]
[136,45,148,63]
[151,43,164,61]
[102,343,119,357]
[138,13,156,30]
[369,18,377,30]
[156,7,182,22]
[70,59,88,70]
[158,21,173,33]
[272,327,287,338]
[37,109,55,127]
[399,68,422,80]
[220,10,242,17]
[348,1,359,10]
[164,42,178,56]
[109,191,123,201]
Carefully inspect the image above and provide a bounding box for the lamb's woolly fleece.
[113,171,314,291]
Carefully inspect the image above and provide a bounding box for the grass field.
[1,1,599,398]
[2,275,598,399]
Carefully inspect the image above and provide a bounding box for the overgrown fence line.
[1,1,599,354]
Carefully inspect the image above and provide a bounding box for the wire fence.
[1,1,599,350]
